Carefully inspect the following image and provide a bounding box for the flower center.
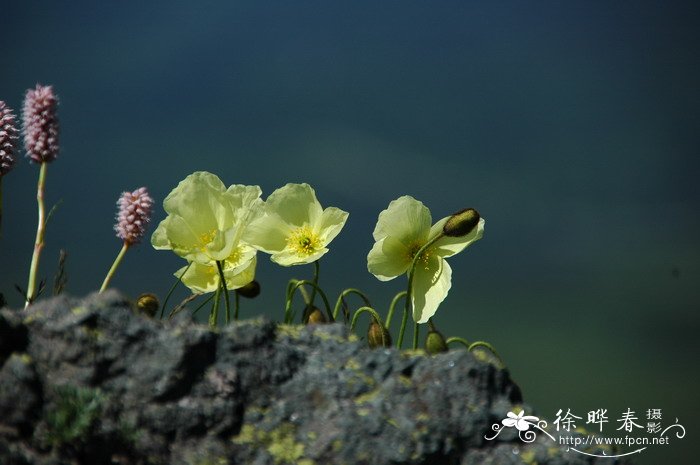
[199,229,217,251]
[408,242,431,270]
[287,225,321,257]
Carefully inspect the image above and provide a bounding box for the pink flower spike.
[22,84,60,164]
[115,187,154,245]
[0,101,19,176]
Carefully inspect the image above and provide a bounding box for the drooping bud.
[0,101,19,176]
[237,280,261,298]
[443,208,480,238]
[367,320,392,348]
[115,187,154,245]
[22,84,60,163]
[136,293,159,318]
[425,328,449,355]
[305,306,327,325]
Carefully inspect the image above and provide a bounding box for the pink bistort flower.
[22,84,60,164]
[115,187,154,245]
[0,101,19,176]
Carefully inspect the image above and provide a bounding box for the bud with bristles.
[136,293,159,318]
[367,320,392,348]
[115,187,154,245]
[22,84,59,164]
[443,208,480,238]
[425,328,449,355]
[0,101,19,176]
[237,280,260,298]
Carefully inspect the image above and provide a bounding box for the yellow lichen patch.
[71,306,87,315]
[354,388,380,405]
[233,423,314,465]
[276,324,303,339]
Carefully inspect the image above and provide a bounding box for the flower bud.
[237,280,261,299]
[0,101,19,176]
[22,84,60,164]
[443,208,480,238]
[305,306,327,325]
[367,320,392,348]
[425,329,448,355]
[115,187,154,245]
[136,293,159,318]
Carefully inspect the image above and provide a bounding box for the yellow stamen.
[287,225,321,257]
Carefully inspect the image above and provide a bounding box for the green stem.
[398,232,445,348]
[284,280,333,324]
[445,336,471,349]
[412,322,420,350]
[349,306,383,332]
[209,281,221,328]
[308,260,320,307]
[160,261,192,319]
[25,162,48,308]
[99,242,130,293]
[333,288,372,320]
[215,260,230,324]
[385,291,407,328]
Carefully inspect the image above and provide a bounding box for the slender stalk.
[160,261,192,319]
[25,162,48,308]
[309,260,320,306]
[191,293,214,317]
[412,322,420,350]
[445,336,471,349]
[284,280,333,323]
[209,280,222,328]
[99,242,130,293]
[349,306,383,332]
[385,291,407,328]
[333,288,372,320]
[215,260,230,324]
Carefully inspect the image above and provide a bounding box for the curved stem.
[333,288,372,321]
[349,306,383,332]
[399,232,444,348]
[412,322,420,350]
[215,260,230,324]
[99,242,130,293]
[284,280,333,324]
[467,341,505,367]
[168,293,200,319]
[446,336,472,349]
[309,260,320,307]
[160,261,192,319]
[385,291,407,329]
[25,162,48,308]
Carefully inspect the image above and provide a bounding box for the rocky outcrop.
[0,291,628,464]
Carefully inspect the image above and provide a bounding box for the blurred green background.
[1,1,698,463]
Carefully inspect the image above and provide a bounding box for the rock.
[0,291,631,464]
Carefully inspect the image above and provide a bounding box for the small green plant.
[45,385,104,447]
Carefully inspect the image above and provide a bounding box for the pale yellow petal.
[367,236,412,281]
[372,195,431,245]
[264,183,322,227]
[411,257,452,324]
[316,206,349,245]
